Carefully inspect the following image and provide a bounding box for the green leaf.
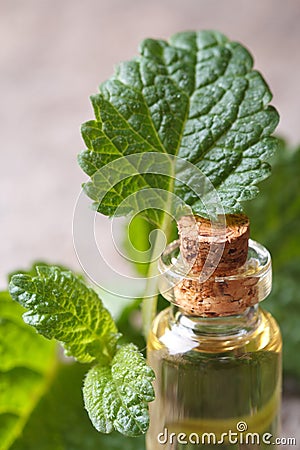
[245,144,300,380]
[10,362,145,450]
[83,343,155,437]
[79,30,279,217]
[0,291,57,450]
[8,265,155,437]
[1,288,146,448]
[7,261,84,284]
[9,266,119,364]
[0,294,144,450]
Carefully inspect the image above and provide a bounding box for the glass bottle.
[146,239,282,450]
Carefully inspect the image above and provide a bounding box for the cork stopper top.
[158,215,272,317]
[177,214,250,276]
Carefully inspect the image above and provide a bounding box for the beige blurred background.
[1,0,300,440]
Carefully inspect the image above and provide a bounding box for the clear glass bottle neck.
[170,304,261,339]
[158,239,272,318]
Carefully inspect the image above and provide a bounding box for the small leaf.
[9,266,120,364]
[1,284,146,448]
[83,343,155,437]
[7,261,84,284]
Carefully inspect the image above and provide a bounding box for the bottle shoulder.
[148,307,281,356]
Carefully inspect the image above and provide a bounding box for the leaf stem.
[141,174,174,339]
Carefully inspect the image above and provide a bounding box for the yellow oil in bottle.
[147,306,281,449]
[146,240,282,450]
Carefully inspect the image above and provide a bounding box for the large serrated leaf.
[9,266,119,364]
[83,343,155,437]
[0,292,56,450]
[79,30,279,217]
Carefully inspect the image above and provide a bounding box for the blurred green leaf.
[124,213,178,277]
[245,143,300,380]
[0,291,57,450]
[116,298,145,350]
[125,215,154,276]
[10,362,145,450]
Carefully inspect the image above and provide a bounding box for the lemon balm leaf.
[83,343,155,437]
[79,30,279,217]
[9,266,120,364]
[9,265,155,438]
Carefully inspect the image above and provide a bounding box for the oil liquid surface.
[146,308,282,450]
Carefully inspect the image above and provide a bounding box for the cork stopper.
[178,214,250,275]
[173,214,257,316]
